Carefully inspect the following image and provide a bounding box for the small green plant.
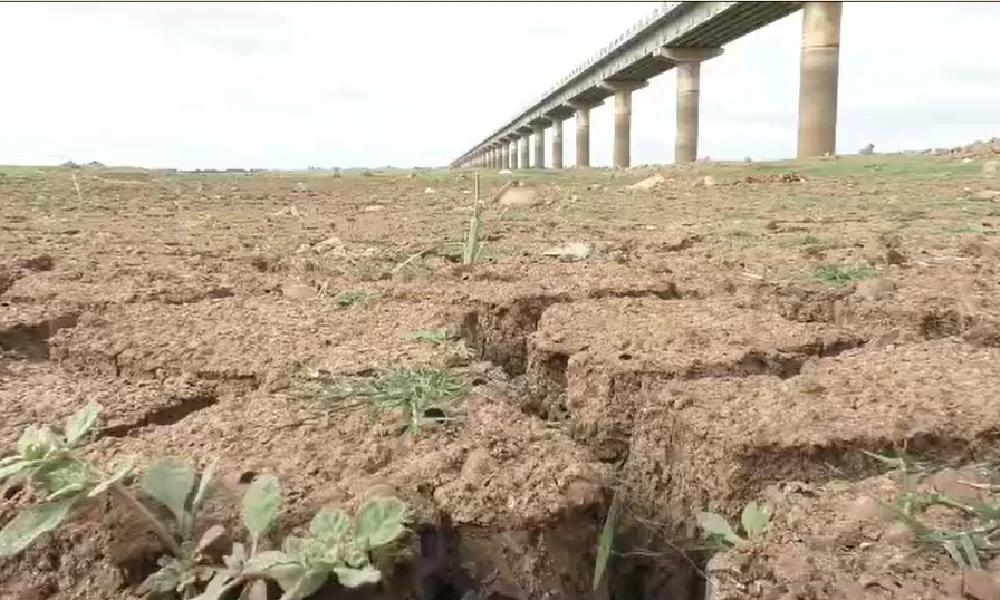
[462,172,484,264]
[865,449,1000,570]
[369,368,466,434]
[813,265,876,284]
[335,291,371,307]
[696,501,773,551]
[592,488,622,591]
[402,329,451,344]
[0,403,409,599]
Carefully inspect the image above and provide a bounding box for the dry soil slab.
[526,297,862,461]
[623,339,1000,537]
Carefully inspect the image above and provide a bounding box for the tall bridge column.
[797,1,842,158]
[570,99,603,168]
[606,81,649,169]
[662,47,723,164]
[508,136,519,169]
[518,127,531,170]
[551,119,563,169]
[531,121,548,169]
[500,141,509,170]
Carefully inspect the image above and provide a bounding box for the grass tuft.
[813,265,876,284]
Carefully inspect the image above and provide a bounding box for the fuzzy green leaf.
[88,456,135,498]
[195,524,227,555]
[242,474,280,544]
[244,551,303,591]
[334,565,382,588]
[740,501,772,538]
[64,402,101,447]
[279,568,328,600]
[17,425,63,460]
[0,460,32,483]
[142,458,197,526]
[33,460,94,496]
[309,509,350,545]
[0,495,77,556]
[191,570,235,600]
[696,511,742,546]
[191,460,217,515]
[354,497,406,548]
[593,489,621,591]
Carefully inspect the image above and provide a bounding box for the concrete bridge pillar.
[519,135,530,170]
[533,125,546,169]
[662,47,723,164]
[570,100,602,168]
[500,143,509,170]
[551,119,563,169]
[797,1,842,158]
[507,138,518,169]
[606,81,648,169]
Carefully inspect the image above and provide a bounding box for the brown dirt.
[1,153,999,599]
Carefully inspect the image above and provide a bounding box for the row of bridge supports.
[463,2,841,170]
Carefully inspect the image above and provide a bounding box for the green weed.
[402,329,451,344]
[813,265,876,284]
[696,501,773,551]
[0,403,409,599]
[336,291,371,307]
[865,449,1000,570]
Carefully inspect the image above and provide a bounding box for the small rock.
[498,169,512,176]
[460,448,494,480]
[423,187,435,194]
[984,161,1000,176]
[885,248,906,265]
[702,175,717,186]
[963,157,974,164]
[969,189,1000,201]
[627,173,665,190]
[363,205,385,212]
[498,187,540,207]
[281,282,316,300]
[294,182,309,192]
[313,236,345,254]
[542,242,593,262]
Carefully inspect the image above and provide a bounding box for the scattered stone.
[423,187,435,194]
[312,236,345,254]
[541,242,593,262]
[294,182,309,192]
[885,248,907,265]
[969,189,1000,201]
[363,205,385,212]
[963,157,974,164]
[858,143,875,156]
[702,175,717,186]
[498,187,540,207]
[627,173,665,190]
[983,161,1000,176]
[498,169,512,176]
[280,282,316,300]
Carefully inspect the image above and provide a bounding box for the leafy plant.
[402,329,451,344]
[813,265,876,284]
[865,449,1000,570]
[369,368,466,435]
[335,291,371,307]
[696,501,773,550]
[0,403,410,599]
[592,488,622,591]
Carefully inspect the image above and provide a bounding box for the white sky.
[0,2,997,170]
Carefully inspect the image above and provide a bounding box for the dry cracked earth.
[2,146,1000,600]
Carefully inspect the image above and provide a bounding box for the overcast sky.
[0,2,997,170]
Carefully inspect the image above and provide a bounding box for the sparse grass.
[696,501,773,551]
[402,329,451,344]
[865,449,1000,570]
[336,291,372,307]
[813,264,876,284]
[289,368,466,436]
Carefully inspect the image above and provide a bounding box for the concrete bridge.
[451,1,842,169]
